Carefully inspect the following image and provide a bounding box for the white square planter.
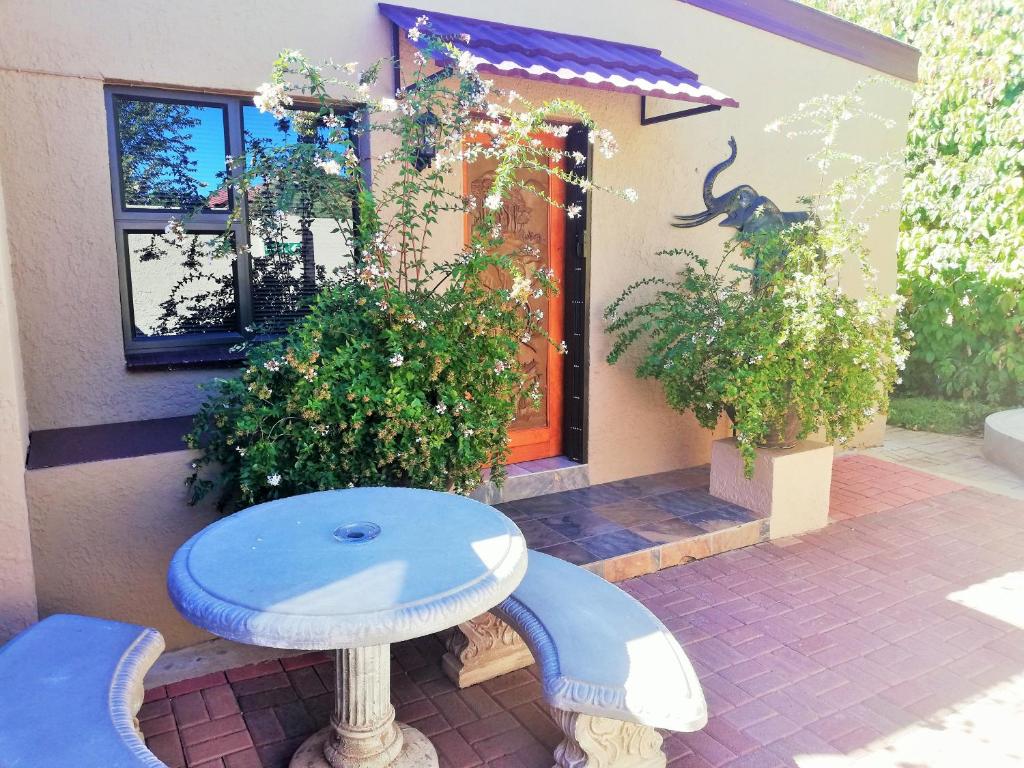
[710,438,834,539]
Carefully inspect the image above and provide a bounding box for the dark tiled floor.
[496,466,764,564]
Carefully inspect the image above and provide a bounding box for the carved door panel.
[464,133,566,464]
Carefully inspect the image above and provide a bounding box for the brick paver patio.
[142,454,1024,768]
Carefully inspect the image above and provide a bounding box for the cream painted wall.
[0,166,38,642]
[26,450,220,649]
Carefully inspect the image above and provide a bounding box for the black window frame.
[104,85,363,368]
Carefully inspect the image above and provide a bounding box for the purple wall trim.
[681,0,919,82]
[27,416,194,470]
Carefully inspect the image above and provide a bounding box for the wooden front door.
[464,133,566,464]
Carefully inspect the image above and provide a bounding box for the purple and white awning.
[378,3,739,108]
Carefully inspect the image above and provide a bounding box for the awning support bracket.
[640,96,722,125]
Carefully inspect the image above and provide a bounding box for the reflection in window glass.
[126,232,238,337]
[115,97,228,211]
[242,106,355,333]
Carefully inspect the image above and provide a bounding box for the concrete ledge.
[709,438,833,539]
[984,409,1024,478]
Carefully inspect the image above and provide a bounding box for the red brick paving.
[144,458,1024,767]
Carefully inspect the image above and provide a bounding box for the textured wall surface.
[26,450,220,649]
[0,167,37,643]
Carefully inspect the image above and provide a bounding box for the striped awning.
[379,3,738,108]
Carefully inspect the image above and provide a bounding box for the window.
[105,87,360,366]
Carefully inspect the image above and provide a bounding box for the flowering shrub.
[183,23,627,509]
[605,87,907,475]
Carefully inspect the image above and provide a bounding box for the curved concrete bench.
[984,408,1024,477]
[444,551,707,768]
[0,614,167,767]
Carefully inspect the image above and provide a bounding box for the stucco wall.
[0,166,37,642]
[26,450,220,649]
[0,0,912,644]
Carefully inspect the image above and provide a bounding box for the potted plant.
[169,23,626,511]
[604,232,904,475]
[604,86,909,533]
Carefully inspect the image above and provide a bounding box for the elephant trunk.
[702,136,738,210]
[673,137,738,228]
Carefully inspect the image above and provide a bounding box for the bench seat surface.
[0,614,166,767]
[497,550,707,732]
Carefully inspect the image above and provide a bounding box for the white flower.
[463,428,475,437]
[263,359,281,372]
[623,188,638,203]
[435,402,448,414]
[379,97,398,112]
[520,332,532,343]
[407,27,422,42]
[164,217,186,242]
[389,352,404,367]
[459,32,471,43]
[253,82,293,119]
[456,51,476,74]
[342,62,358,74]
[557,341,568,354]
[315,158,342,175]
[484,193,502,210]
[834,307,845,317]
[509,275,532,302]
[570,151,586,166]
[415,14,429,25]
[566,203,582,219]
[493,360,507,374]
[267,473,282,486]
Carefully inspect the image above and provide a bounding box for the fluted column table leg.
[290,645,438,768]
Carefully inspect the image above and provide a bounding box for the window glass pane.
[126,231,238,338]
[115,97,228,211]
[242,106,355,334]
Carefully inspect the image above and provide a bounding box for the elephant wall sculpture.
[673,137,812,291]
[673,137,810,236]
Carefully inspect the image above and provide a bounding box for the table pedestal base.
[288,645,438,768]
[290,723,437,768]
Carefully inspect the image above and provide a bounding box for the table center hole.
[333,522,381,544]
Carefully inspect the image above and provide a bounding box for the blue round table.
[168,487,527,768]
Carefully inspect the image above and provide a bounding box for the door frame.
[561,124,590,465]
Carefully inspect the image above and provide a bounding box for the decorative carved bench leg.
[550,709,666,768]
[441,612,535,688]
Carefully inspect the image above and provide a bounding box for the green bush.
[189,258,532,507]
[807,0,1024,405]
[605,87,907,476]
[181,31,626,510]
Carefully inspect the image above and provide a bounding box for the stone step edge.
[584,517,770,583]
